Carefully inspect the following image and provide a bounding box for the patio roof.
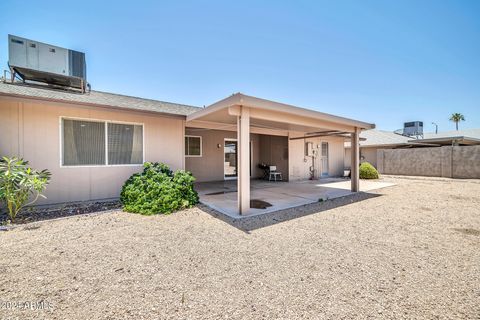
[187,93,375,134]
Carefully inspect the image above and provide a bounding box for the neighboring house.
[0,82,374,214]
[345,129,480,168]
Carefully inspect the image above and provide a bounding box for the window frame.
[184,135,202,157]
[321,141,329,157]
[59,116,145,168]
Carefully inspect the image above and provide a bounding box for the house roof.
[359,129,412,147]
[0,83,376,132]
[344,129,415,148]
[0,82,201,116]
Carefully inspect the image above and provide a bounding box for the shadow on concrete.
[197,191,382,233]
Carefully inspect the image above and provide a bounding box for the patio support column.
[351,127,360,192]
[237,106,250,215]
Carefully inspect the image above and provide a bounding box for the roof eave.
[0,91,189,119]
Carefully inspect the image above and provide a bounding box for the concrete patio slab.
[196,179,395,218]
[320,180,396,192]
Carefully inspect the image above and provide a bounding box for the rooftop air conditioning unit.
[8,34,87,92]
[403,121,423,138]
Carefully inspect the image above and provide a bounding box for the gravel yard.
[1,177,479,319]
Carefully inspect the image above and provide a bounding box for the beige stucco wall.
[344,148,351,168]
[377,145,480,178]
[186,130,347,182]
[184,128,262,182]
[289,135,345,181]
[377,147,443,177]
[345,147,379,168]
[451,146,480,178]
[259,135,289,180]
[361,147,378,168]
[0,96,185,205]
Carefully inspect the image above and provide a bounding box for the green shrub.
[120,162,199,215]
[0,157,51,222]
[359,162,379,179]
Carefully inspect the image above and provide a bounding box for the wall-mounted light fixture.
[217,143,222,148]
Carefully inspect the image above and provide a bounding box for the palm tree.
[449,113,465,131]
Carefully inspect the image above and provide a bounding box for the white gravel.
[1,177,479,319]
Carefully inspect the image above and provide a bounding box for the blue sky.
[1,0,479,132]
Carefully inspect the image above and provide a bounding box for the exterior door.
[224,140,237,179]
[320,142,329,176]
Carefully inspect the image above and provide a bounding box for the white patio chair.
[268,166,283,181]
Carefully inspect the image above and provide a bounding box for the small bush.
[359,162,379,179]
[120,162,199,215]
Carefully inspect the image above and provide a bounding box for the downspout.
[182,119,186,170]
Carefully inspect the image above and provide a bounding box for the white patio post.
[237,106,250,214]
[351,127,360,192]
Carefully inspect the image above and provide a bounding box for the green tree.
[449,113,465,131]
[0,157,51,223]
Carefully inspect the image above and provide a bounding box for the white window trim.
[59,116,145,168]
[185,135,202,157]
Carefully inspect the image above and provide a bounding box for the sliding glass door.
[224,140,237,179]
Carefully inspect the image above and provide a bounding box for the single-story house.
[0,82,374,214]
[345,129,480,168]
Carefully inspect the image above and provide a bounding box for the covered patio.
[186,93,375,215]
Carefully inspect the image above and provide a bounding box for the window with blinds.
[62,118,143,166]
[108,123,143,165]
[62,119,105,166]
[185,136,202,157]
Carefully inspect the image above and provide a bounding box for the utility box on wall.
[8,34,87,91]
[305,142,314,156]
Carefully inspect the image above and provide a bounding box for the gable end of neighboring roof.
[356,129,412,147]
